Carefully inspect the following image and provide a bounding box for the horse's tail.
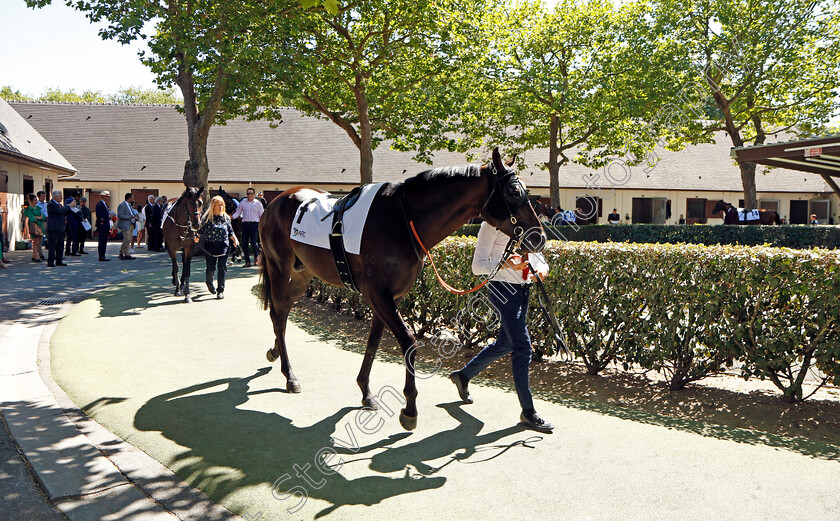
[775,211,781,225]
[258,251,271,310]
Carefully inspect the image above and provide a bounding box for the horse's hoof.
[399,409,417,431]
[266,349,278,363]
[362,398,380,410]
[287,380,302,393]
[184,295,192,303]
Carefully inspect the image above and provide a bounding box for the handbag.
[28,222,43,237]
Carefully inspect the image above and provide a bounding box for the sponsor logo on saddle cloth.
[290,183,385,254]
[737,208,760,222]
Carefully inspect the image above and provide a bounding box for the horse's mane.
[383,164,482,196]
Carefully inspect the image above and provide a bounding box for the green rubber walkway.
[51,270,840,520]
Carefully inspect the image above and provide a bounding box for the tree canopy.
[651,0,840,209]
[0,85,182,104]
[254,0,482,184]
[449,0,671,207]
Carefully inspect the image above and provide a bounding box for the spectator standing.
[117,193,136,260]
[810,214,819,225]
[95,191,112,261]
[0,202,6,257]
[77,197,92,254]
[36,191,49,250]
[151,197,164,251]
[46,190,68,267]
[64,197,82,257]
[143,195,157,251]
[194,196,239,299]
[135,201,146,250]
[607,208,620,224]
[231,188,264,267]
[23,194,45,262]
[256,192,268,209]
[678,214,686,225]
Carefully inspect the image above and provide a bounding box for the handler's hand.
[503,254,527,271]
[193,236,199,243]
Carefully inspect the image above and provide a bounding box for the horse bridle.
[168,197,203,241]
[482,163,530,247]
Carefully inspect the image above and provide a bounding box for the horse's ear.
[198,186,204,195]
[492,148,502,173]
[505,154,516,167]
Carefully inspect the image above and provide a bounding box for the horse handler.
[449,220,554,433]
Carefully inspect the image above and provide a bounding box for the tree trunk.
[548,114,560,208]
[355,87,374,185]
[184,126,210,192]
[738,161,758,211]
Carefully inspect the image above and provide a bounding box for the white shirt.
[231,198,264,222]
[471,222,549,284]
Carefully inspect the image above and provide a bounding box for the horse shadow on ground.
[93,266,257,318]
[132,367,538,518]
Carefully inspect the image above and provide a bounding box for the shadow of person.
[367,402,540,475]
[133,367,444,517]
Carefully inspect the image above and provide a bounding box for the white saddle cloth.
[737,209,760,221]
[290,183,384,255]
[160,203,174,229]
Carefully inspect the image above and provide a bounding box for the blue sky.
[1,1,156,95]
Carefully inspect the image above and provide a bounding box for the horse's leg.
[182,250,192,303]
[169,248,181,295]
[357,314,385,410]
[266,268,311,392]
[367,291,419,431]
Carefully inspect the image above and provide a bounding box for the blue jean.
[461,281,534,411]
[240,221,259,263]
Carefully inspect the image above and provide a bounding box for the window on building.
[686,198,706,223]
[759,199,780,213]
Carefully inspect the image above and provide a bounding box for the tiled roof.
[5,100,828,193]
[0,99,75,173]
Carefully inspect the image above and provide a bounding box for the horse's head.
[481,148,546,253]
[534,201,557,219]
[712,200,728,216]
[217,186,237,216]
[183,185,204,231]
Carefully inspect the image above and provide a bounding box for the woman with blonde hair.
[194,195,238,299]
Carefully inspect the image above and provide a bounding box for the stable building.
[3,100,836,240]
[0,99,75,248]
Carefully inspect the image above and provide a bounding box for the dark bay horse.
[162,186,204,302]
[258,148,546,431]
[712,200,781,225]
[532,200,557,223]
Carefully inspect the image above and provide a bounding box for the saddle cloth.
[160,202,174,229]
[737,209,760,222]
[290,183,384,255]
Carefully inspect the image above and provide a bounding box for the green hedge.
[453,223,840,249]
[309,237,840,403]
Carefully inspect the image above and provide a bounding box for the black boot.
[520,409,554,433]
[449,371,474,404]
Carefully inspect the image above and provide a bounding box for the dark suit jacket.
[79,205,92,227]
[96,200,110,228]
[66,207,82,228]
[47,199,67,232]
[151,203,163,227]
